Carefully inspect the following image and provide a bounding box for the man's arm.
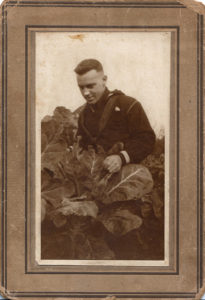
[123,99,156,163]
[103,97,155,173]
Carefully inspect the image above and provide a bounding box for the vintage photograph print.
[36,31,170,265]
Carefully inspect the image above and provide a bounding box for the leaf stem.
[107,168,142,195]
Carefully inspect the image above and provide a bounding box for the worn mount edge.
[0,0,204,300]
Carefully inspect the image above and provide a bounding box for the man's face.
[77,69,107,105]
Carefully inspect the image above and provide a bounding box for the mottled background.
[36,31,171,137]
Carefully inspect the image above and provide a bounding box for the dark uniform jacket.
[77,88,156,163]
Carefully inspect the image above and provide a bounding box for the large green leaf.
[105,164,154,203]
[56,200,99,218]
[42,182,76,208]
[99,208,142,236]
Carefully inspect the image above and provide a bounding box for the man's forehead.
[77,69,103,84]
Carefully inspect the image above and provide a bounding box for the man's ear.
[103,75,108,82]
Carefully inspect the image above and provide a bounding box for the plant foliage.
[41,106,165,260]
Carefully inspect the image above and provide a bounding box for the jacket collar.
[87,88,110,112]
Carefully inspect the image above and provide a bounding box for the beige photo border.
[30,28,174,267]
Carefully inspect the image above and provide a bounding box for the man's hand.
[103,155,122,173]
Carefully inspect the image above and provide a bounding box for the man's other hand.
[103,155,122,173]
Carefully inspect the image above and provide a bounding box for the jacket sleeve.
[123,99,156,163]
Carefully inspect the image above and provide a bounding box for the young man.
[75,58,156,174]
[73,59,158,258]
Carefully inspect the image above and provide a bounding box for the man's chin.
[86,99,97,104]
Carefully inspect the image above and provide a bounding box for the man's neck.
[89,88,109,110]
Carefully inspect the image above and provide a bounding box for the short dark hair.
[74,59,103,75]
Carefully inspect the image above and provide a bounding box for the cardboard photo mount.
[0,0,204,299]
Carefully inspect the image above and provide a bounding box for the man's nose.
[83,88,90,96]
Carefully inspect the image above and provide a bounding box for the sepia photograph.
[36,31,170,265]
[1,0,204,297]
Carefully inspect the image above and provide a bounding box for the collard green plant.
[41,106,165,260]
